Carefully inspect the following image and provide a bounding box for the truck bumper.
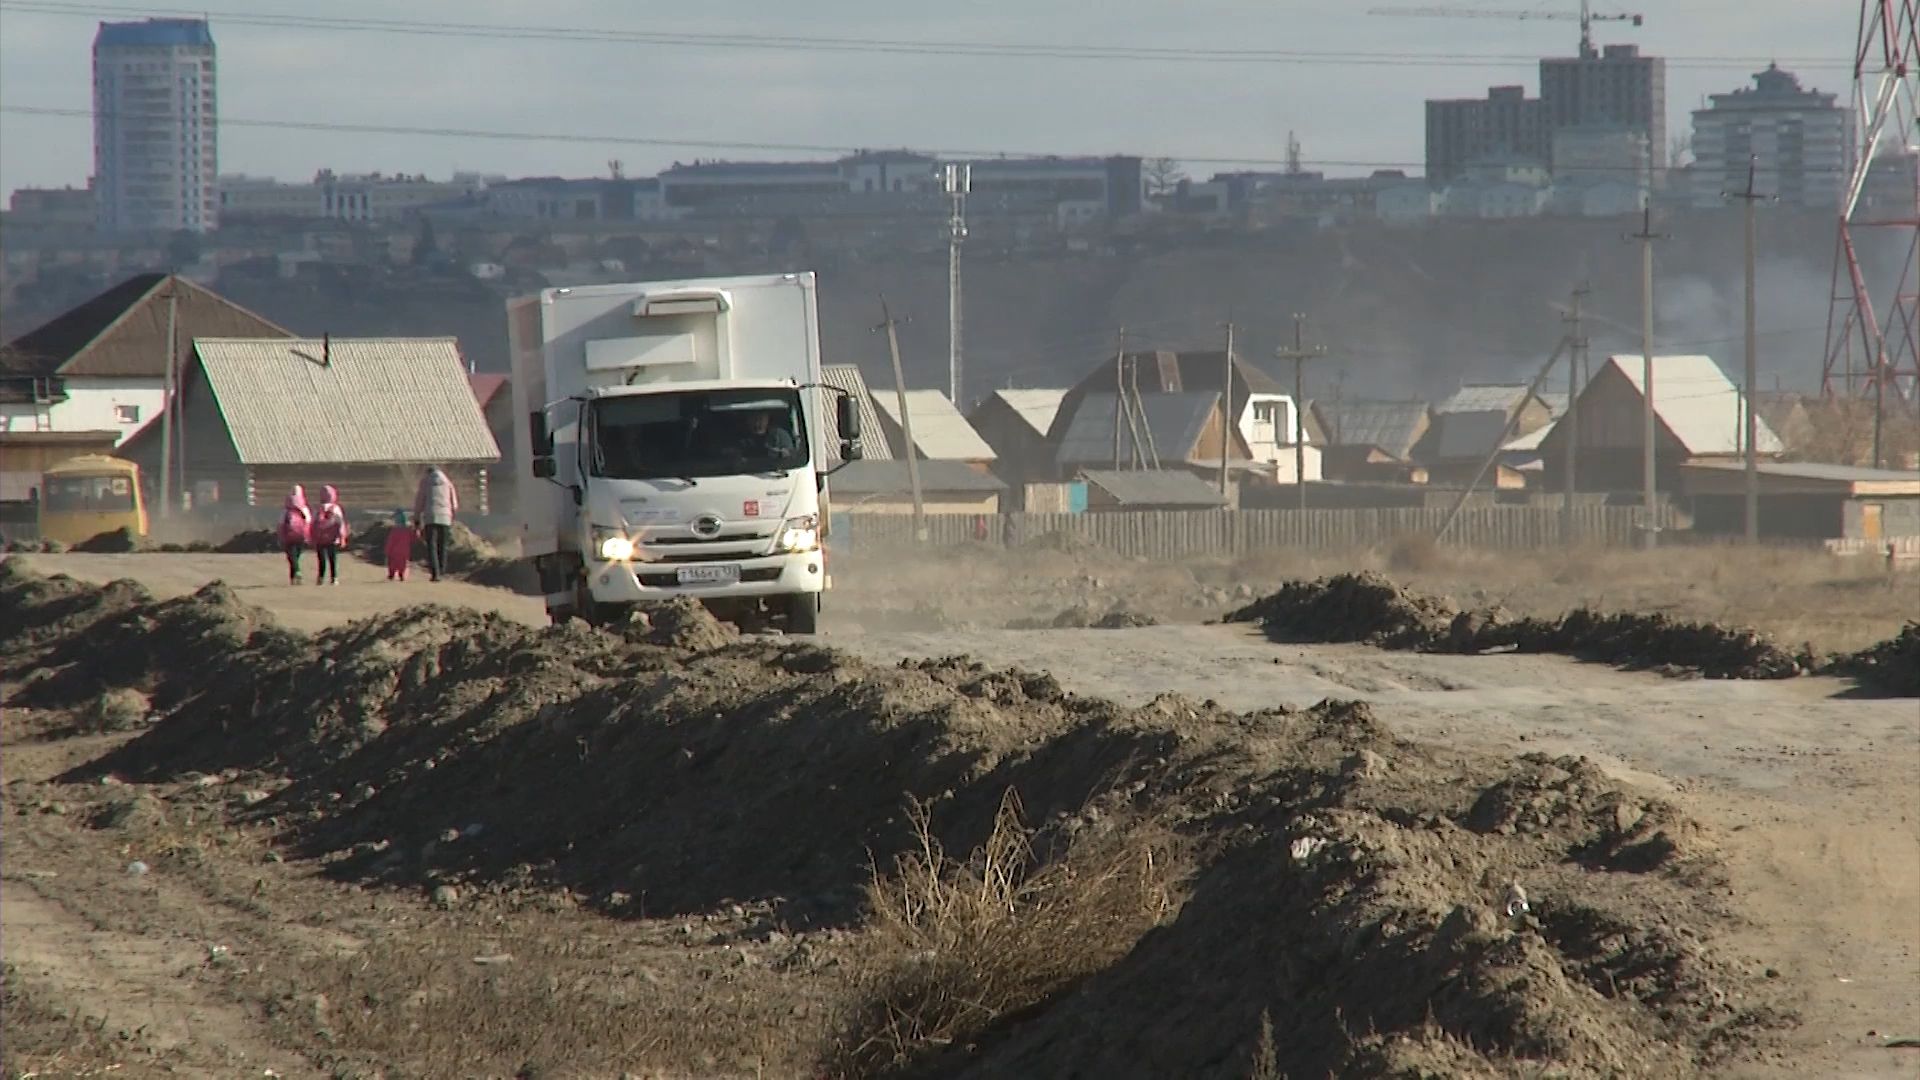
[583,549,824,605]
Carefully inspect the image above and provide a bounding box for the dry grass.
[0,965,142,1078]
[823,790,1184,1078]
[77,688,149,734]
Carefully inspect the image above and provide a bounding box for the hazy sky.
[0,0,1847,194]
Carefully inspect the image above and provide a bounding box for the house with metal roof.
[0,274,291,503]
[1051,391,1255,480]
[119,337,500,514]
[1079,469,1228,511]
[1311,400,1432,483]
[820,364,893,463]
[1538,354,1781,493]
[871,389,995,465]
[1420,382,1557,487]
[1048,350,1313,482]
[1681,461,1920,541]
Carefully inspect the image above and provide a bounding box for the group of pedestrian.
[276,466,461,585]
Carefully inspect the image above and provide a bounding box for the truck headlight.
[776,514,819,553]
[593,527,634,561]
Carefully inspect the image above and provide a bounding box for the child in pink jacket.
[277,486,312,583]
[384,509,418,581]
[310,485,349,586]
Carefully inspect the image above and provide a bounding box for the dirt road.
[6,552,1917,1078]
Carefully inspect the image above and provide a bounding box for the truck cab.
[509,273,860,631]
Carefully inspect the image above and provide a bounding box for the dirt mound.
[5,566,1784,1077]
[1829,621,1920,696]
[2,538,67,553]
[1226,572,1808,680]
[1011,605,1160,630]
[613,597,741,651]
[214,529,281,554]
[69,526,147,553]
[1223,571,1455,648]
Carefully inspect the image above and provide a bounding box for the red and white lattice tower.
[1823,0,1920,401]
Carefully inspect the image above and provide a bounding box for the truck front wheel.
[783,593,820,635]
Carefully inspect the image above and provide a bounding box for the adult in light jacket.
[412,465,459,582]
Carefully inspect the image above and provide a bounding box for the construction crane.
[1368,2,1644,58]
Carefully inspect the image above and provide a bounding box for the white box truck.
[507,272,862,632]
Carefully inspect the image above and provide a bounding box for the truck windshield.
[43,473,136,513]
[588,388,808,481]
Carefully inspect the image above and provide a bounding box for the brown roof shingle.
[0,274,291,379]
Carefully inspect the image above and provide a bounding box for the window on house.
[114,404,141,424]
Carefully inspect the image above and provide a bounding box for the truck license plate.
[676,565,740,586]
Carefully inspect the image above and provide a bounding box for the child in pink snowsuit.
[384,509,417,581]
[277,486,312,583]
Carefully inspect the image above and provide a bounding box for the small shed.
[828,459,1007,514]
[1312,400,1433,483]
[119,337,501,514]
[1079,469,1229,511]
[1681,462,1920,541]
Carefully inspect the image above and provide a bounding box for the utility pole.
[1111,328,1127,470]
[1724,155,1774,543]
[158,280,178,520]
[1561,284,1588,544]
[1627,195,1667,549]
[1219,320,1235,501]
[1274,313,1328,512]
[873,298,926,541]
[944,163,970,409]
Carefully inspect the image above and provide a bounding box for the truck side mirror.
[531,456,557,480]
[836,395,861,442]
[529,409,553,456]
[840,438,863,462]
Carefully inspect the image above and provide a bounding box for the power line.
[0,0,1849,71]
[4,104,1890,176]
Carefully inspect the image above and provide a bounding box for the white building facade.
[93,18,217,233]
[1691,65,1848,210]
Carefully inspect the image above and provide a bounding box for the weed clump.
[824,790,1182,1077]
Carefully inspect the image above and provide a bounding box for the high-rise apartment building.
[1539,44,1666,178]
[1425,85,1548,185]
[1690,65,1848,210]
[93,18,217,233]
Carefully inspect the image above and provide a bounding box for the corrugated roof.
[1,274,291,379]
[829,460,1006,496]
[1689,461,1920,484]
[872,389,996,461]
[1436,384,1533,415]
[988,389,1068,437]
[1431,409,1514,461]
[820,364,893,460]
[1055,392,1218,469]
[1080,469,1228,508]
[1501,420,1556,453]
[1314,401,1430,459]
[195,338,500,466]
[1601,354,1783,456]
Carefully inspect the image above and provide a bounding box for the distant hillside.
[3,210,1881,404]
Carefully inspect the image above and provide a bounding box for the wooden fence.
[829,505,1680,559]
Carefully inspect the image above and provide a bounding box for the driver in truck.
[738,407,797,460]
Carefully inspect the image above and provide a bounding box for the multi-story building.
[1425,86,1549,185]
[1690,65,1848,210]
[658,153,1144,220]
[5,187,97,229]
[218,171,495,222]
[93,18,217,233]
[1539,44,1666,179]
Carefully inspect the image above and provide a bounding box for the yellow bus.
[39,455,148,546]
